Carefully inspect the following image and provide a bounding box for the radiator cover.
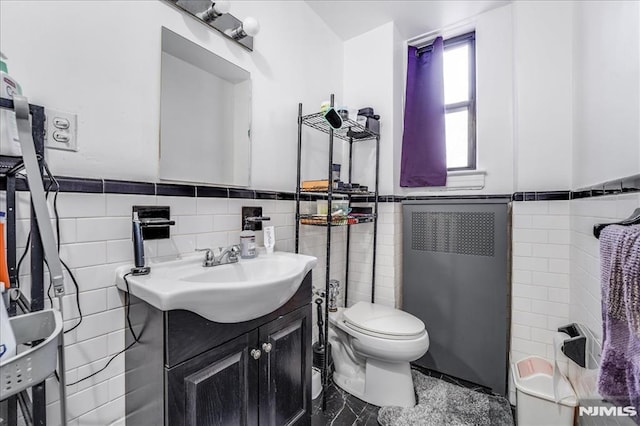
[402,199,510,396]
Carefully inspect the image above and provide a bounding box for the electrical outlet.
[45,108,78,151]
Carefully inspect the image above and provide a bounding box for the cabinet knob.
[262,342,272,353]
[251,349,261,360]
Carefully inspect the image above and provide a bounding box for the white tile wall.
[511,201,571,364]
[510,200,572,403]
[5,192,301,425]
[346,202,401,309]
[511,193,640,426]
[568,192,640,417]
[9,188,637,424]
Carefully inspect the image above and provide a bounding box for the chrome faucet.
[196,245,240,267]
[131,212,175,276]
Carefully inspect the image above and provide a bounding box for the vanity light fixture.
[197,1,230,23]
[228,17,261,40]
[164,0,259,51]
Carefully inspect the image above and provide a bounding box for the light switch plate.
[45,108,78,151]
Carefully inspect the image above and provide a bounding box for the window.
[422,32,476,170]
[443,33,476,170]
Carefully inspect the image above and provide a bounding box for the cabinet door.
[258,307,311,426]
[167,331,259,426]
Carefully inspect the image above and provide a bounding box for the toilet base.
[333,359,416,407]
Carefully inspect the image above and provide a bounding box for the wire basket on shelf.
[300,214,348,226]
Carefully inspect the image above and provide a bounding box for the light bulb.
[242,17,260,37]
[213,1,230,15]
[199,1,230,22]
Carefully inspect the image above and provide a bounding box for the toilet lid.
[343,302,425,338]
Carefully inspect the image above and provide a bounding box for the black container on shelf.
[345,107,380,139]
[357,107,380,134]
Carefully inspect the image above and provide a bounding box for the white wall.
[342,22,397,195]
[391,5,516,196]
[572,1,640,188]
[510,200,572,402]
[568,0,640,340]
[340,0,637,196]
[0,0,344,192]
[565,5,640,417]
[513,1,573,191]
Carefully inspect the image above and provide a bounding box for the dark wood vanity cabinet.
[167,307,311,426]
[258,308,310,425]
[125,272,312,426]
[167,330,259,425]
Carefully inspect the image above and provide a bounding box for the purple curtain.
[400,37,447,187]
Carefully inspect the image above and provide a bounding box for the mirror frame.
[159,27,252,187]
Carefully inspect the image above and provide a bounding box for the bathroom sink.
[115,252,317,323]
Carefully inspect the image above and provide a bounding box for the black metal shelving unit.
[294,94,380,411]
[0,97,48,425]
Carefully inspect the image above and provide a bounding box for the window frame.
[419,31,477,171]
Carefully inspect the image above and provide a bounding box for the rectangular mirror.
[160,27,251,187]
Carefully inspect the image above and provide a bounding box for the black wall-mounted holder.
[133,206,173,240]
[558,323,587,368]
[242,206,263,231]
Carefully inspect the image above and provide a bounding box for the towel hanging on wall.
[597,224,640,421]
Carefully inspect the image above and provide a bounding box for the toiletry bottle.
[0,52,23,157]
[264,226,275,254]
[0,212,10,289]
[240,219,257,259]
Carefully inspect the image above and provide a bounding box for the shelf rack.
[294,95,380,411]
[299,190,376,197]
[299,112,378,142]
[298,214,375,227]
[0,97,49,425]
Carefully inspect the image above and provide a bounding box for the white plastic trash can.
[512,356,577,426]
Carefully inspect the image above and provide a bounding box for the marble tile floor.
[311,366,515,425]
[311,379,380,426]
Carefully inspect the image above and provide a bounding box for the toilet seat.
[342,302,425,340]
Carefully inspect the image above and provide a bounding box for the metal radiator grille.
[411,211,495,257]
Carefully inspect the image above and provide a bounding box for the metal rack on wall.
[294,94,380,410]
[0,97,48,425]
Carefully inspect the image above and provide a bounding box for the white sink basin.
[115,252,317,323]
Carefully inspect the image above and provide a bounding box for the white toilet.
[328,301,429,407]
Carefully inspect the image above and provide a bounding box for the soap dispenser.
[240,215,271,259]
[240,218,257,259]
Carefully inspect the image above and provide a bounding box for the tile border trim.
[1,175,638,202]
